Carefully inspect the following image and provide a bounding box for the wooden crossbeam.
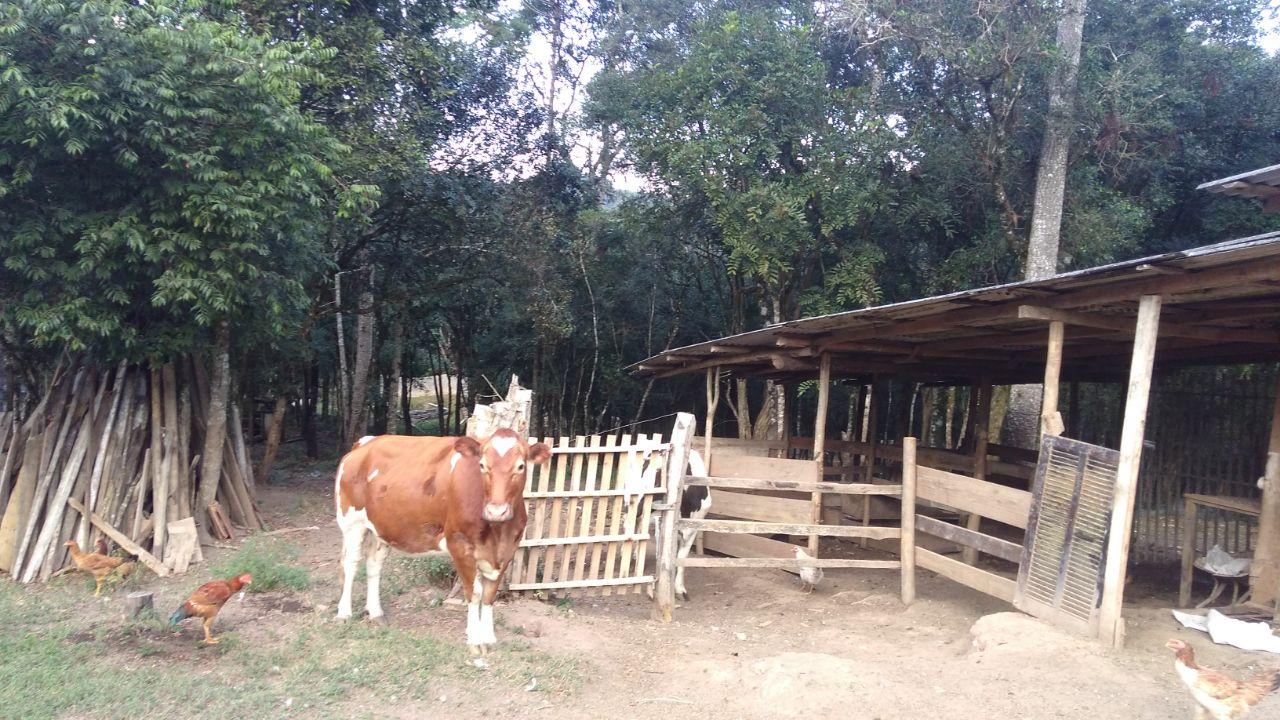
[684,475,902,496]
[679,518,901,539]
[1018,305,1279,345]
[915,514,1022,563]
[678,557,900,569]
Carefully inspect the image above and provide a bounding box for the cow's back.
[336,435,464,554]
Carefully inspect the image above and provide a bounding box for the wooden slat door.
[1015,435,1121,635]
[507,434,670,597]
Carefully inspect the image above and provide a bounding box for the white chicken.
[791,546,823,593]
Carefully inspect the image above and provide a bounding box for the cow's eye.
[515,461,526,473]
[480,459,488,473]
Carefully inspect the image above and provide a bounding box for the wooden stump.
[124,591,154,618]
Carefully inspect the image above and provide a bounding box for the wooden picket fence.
[508,432,671,597]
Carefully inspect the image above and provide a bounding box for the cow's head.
[456,429,550,522]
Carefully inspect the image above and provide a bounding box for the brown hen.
[64,540,128,597]
[1166,638,1280,719]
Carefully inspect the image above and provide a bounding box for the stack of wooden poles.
[0,358,262,582]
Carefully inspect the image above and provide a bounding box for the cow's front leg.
[447,535,485,655]
[477,573,501,650]
[364,539,390,622]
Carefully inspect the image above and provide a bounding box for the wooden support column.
[1254,373,1280,608]
[654,412,695,622]
[1099,294,1162,647]
[703,367,721,466]
[962,377,991,565]
[810,353,831,555]
[901,436,917,604]
[1040,321,1065,437]
[861,378,881,548]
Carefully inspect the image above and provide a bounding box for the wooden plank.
[510,575,652,592]
[701,531,799,572]
[862,378,881,548]
[554,436,587,591]
[916,514,1021,563]
[66,497,168,577]
[708,488,812,524]
[570,434,603,591]
[1098,294,1161,647]
[963,378,992,564]
[654,414,694,620]
[520,532,650,547]
[614,433,646,596]
[601,434,630,596]
[916,465,1031,530]
[1184,493,1261,515]
[901,437,917,603]
[681,518,900,539]
[1179,496,1197,608]
[1254,371,1280,607]
[694,436,789,457]
[708,454,818,483]
[548,443,669,455]
[916,547,1016,603]
[687,476,900,495]
[679,557,900,569]
[524,488,664,499]
[1017,304,1280,345]
[541,435,571,592]
[810,352,831,554]
[586,434,618,594]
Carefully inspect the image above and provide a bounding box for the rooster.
[63,540,131,596]
[1166,638,1280,719]
[791,546,823,593]
[170,573,253,645]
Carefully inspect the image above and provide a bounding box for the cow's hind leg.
[337,520,367,620]
[364,538,391,622]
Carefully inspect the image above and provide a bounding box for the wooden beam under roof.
[1018,305,1280,344]
[1047,260,1280,310]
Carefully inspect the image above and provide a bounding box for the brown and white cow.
[334,429,550,653]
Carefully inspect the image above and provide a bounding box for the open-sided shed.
[632,231,1280,646]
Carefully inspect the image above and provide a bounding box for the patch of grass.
[0,579,582,719]
[384,556,456,596]
[211,535,309,593]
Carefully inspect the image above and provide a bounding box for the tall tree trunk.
[345,280,376,444]
[1006,0,1087,448]
[389,315,404,434]
[334,271,350,447]
[197,321,231,542]
[736,378,752,439]
[303,362,319,458]
[257,395,287,483]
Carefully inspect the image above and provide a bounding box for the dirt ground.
[18,452,1280,720]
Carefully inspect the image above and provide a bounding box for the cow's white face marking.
[490,435,517,457]
[357,435,376,446]
[437,537,449,553]
[450,452,461,473]
[368,468,379,481]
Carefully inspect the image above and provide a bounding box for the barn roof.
[1197,163,1280,211]
[629,232,1280,385]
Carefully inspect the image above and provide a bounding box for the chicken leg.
[202,617,219,645]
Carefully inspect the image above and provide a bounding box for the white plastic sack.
[1203,544,1251,576]
[1172,609,1280,654]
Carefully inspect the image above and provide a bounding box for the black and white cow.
[631,449,712,601]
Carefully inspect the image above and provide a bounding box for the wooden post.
[1040,321,1065,437]
[901,436,917,604]
[1252,374,1280,607]
[1179,496,1197,608]
[810,353,831,555]
[861,378,881,548]
[654,412,695,622]
[703,367,720,467]
[1098,294,1162,647]
[962,378,992,565]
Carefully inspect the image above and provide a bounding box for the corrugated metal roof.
[630,232,1280,383]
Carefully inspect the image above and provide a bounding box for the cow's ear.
[527,442,551,466]
[453,436,482,458]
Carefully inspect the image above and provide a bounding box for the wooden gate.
[507,430,672,598]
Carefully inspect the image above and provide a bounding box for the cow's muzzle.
[483,503,512,522]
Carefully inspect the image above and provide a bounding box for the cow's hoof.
[336,611,353,622]
[677,591,690,601]
[368,614,388,626]
[469,644,482,656]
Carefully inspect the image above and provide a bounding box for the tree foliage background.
[1,0,1277,451]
